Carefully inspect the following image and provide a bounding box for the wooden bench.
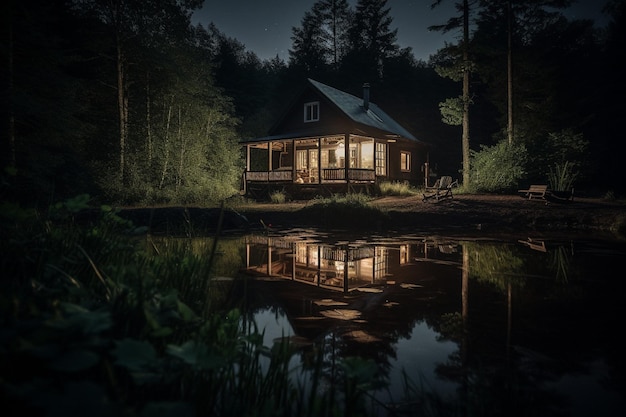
[518,184,549,202]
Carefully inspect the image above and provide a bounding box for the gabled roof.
[241,78,421,144]
[307,78,417,141]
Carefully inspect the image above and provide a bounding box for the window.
[400,151,411,172]
[375,143,386,176]
[304,101,319,122]
[296,150,308,169]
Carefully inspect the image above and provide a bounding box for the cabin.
[240,78,429,199]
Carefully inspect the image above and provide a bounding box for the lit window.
[375,143,386,175]
[400,151,411,172]
[296,150,307,169]
[304,102,319,122]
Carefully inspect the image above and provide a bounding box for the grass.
[379,180,419,196]
[269,190,287,204]
[299,193,389,229]
[379,179,471,197]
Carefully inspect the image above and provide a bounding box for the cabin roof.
[241,78,421,144]
[307,79,417,141]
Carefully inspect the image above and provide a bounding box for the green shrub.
[269,190,287,204]
[379,180,417,196]
[547,160,578,192]
[470,141,528,192]
[525,129,588,184]
[301,193,387,229]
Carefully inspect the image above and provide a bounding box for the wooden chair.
[423,176,457,202]
[518,237,547,252]
[518,184,549,204]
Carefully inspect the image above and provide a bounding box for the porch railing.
[322,168,375,181]
[246,168,375,183]
[245,171,293,181]
[347,168,376,181]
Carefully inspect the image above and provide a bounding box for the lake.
[152,227,625,416]
[221,228,624,416]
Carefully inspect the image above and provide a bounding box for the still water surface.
[216,229,625,416]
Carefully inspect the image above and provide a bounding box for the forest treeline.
[2,0,625,207]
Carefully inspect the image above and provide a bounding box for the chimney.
[362,83,370,111]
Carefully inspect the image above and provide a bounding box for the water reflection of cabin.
[243,235,460,293]
[240,78,429,199]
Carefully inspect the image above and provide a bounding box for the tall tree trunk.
[146,72,153,163]
[159,101,173,190]
[331,0,338,69]
[507,0,514,145]
[176,106,186,191]
[462,0,471,186]
[116,38,128,184]
[7,5,16,168]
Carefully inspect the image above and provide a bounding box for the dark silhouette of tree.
[315,0,353,69]
[344,0,399,81]
[473,2,594,146]
[2,0,95,202]
[590,0,626,192]
[289,0,352,76]
[477,0,573,146]
[289,10,329,75]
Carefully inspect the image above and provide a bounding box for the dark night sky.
[193,0,610,62]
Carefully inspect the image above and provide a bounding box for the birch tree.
[70,0,202,186]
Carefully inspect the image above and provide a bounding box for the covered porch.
[243,134,391,198]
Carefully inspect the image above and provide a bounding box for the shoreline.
[116,194,626,239]
[235,194,626,238]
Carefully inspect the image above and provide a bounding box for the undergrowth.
[300,193,389,229]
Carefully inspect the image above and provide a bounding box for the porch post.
[291,139,296,180]
[343,250,348,293]
[268,141,272,171]
[246,145,250,171]
[344,134,349,184]
[317,137,322,184]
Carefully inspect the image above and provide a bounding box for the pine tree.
[315,0,353,69]
[289,10,329,73]
[346,0,399,80]
[429,0,475,187]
